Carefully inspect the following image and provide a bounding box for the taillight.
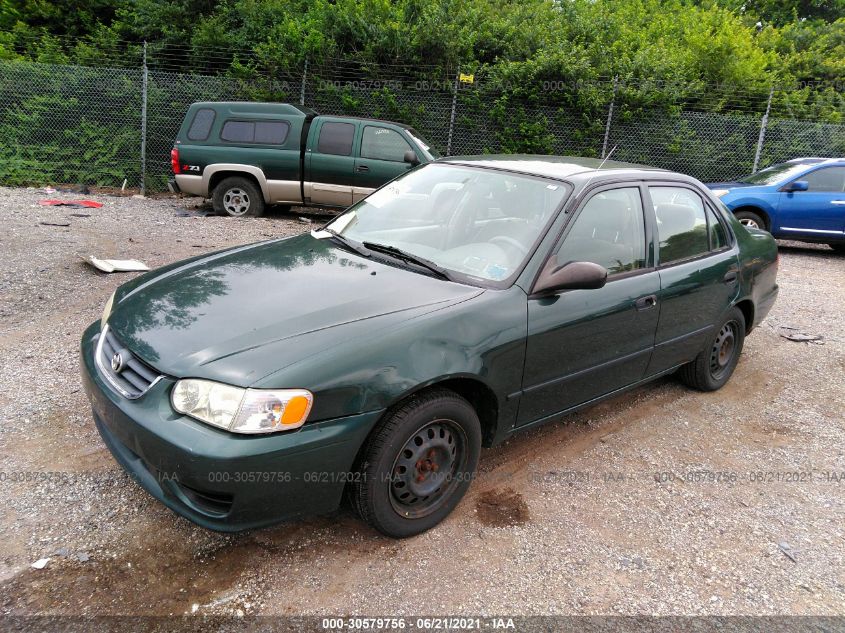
[171,148,181,174]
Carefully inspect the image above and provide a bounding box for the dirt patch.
[475,488,530,527]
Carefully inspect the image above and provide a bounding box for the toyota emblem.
[111,352,124,373]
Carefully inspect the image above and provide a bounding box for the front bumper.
[80,321,382,531]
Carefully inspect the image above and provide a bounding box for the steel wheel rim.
[223,188,250,216]
[710,321,738,380]
[389,419,467,519]
[739,218,759,229]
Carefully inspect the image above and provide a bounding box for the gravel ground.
[0,185,843,618]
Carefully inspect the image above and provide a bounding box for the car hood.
[706,181,756,190]
[107,233,482,385]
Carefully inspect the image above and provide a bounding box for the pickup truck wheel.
[679,307,746,391]
[212,177,265,217]
[734,210,765,230]
[350,389,481,538]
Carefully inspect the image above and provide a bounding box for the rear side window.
[220,120,290,145]
[651,186,709,265]
[361,126,413,162]
[187,108,215,141]
[317,122,355,156]
[706,205,728,250]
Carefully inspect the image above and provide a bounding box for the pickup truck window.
[187,108,215,141]
[220,120,290,145]
[317,122,355,156]
[361,126,413,162]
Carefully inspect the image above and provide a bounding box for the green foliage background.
[0,0,842,189]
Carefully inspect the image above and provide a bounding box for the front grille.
[96,325,162,399]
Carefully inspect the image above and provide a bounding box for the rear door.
[519,184,660,425]
[645,184,739,374]
[353,124,417,201]
[306,118,360,207]
[775,166,845,238]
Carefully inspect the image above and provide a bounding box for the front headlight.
[101,290,116,326]
[171,379,313,434]
[711,189,730,198]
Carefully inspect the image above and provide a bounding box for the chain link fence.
[0,56,843,193]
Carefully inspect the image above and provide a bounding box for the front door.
[519,185,660,426]
[645,185,740,374]
[353,124,416,202]
[775,166,845,239]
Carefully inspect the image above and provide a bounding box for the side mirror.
[403,150,420,166]
[784,180,808,192]
[532,260,608,296]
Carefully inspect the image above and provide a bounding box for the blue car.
[707,157,845,253]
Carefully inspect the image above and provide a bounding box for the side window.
[557,187,646,276]
[220,121,253,143]
[800,167,845,192]
[361,126,413,162]
[187,108,215,141]
[317,122,356,156]
[220,120,290,144]
[651,186,709,265]
[706,205,728,250]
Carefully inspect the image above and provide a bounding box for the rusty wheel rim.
[389,419,467,519]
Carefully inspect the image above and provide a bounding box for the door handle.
[831,200,845,205]
[635,294,657,310]
[355,165,369,173]
[724,270,738,285]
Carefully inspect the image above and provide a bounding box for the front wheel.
[679,307,746,391]
[734,210,766,231]
[350,389,481,538]
[212,176,265,217]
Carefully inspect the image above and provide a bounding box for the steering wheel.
[490,235,529,258]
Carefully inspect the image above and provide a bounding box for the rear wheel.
[734,210,766,231]
[350,389,481,538]
[212,176,265,217]
[679,307,746,391]
[828,243,845,254]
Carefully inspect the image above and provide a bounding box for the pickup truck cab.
[170,102,440,216]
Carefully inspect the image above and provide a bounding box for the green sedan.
[81,156,779,538]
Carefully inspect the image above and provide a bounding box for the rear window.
[317,122,355,156]
[220,120,290,145]
[187,108,215,141]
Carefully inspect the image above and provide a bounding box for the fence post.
[752,85,774,173]
[446,68,459,156]
[300,58,308,106]
[140,41,148,196]
[601,76,618,159]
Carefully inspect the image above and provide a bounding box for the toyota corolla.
[81,156,779,538]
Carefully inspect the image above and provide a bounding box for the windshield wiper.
[324,229,372,258]
[362,242,455,281]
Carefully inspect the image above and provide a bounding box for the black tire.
[212,176,265,217]
[679,307,746,391]
[828,243,845,254]
[350,388,482,538]
[734,209,766,231]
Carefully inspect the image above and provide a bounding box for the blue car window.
[800,167,845,192]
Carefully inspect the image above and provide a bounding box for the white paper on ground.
[83,256,150,273]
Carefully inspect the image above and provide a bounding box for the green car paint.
[82,155,778,531]
[171,102,439,210]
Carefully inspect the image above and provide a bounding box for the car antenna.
[575,145,618,205]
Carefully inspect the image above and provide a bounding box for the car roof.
[781,157,845,166]
[439,154,669,182]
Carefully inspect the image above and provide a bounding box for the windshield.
[406,128,441,160]
[322,163,569,285]
[739,162,818,185]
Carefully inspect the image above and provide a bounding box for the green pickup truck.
[170,102,440,216]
